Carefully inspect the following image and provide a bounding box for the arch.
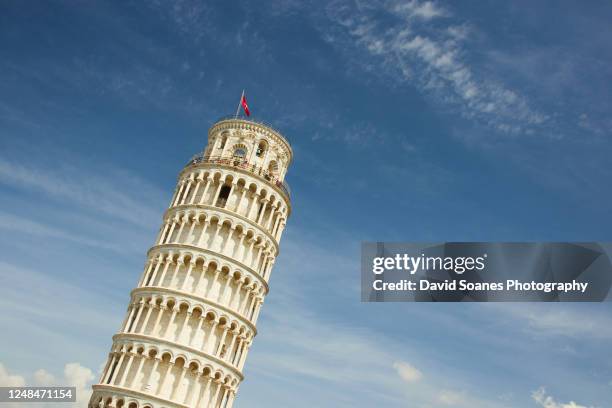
[219,132,229,149]
[161,351,173,363]
[182,253,193,264]
[232,144,248,160]
[193,255,207,268]
[211,171,223,182]
[216,185,232,208]
[244,229,256,240]
[178,302,190,313]
[207,259,219,271]
[222,173,235,185]
[174,356,187,368]
[256,140,267,157]
[193,211,207,224]
[236,177,248,189]
[192,306,204,317]
[208,214,222,225]
[205,311,218,322]
[234,223,247,237]
[267,160,279,177]
[153,296,164,307]
[247,182,258,194]
[196,170,207,180]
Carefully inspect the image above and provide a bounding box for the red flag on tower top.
[240,92,250,116]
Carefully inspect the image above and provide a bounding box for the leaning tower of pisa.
[89,117,292,408]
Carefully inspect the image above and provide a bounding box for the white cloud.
[34,369,55,385]
[532,387,593,408]
[393,361,423,383]
[0,361,94,408]
[64,363,95,406]
[0,363,26,387]
[437,389,467,405]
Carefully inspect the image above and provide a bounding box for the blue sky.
[1,1,611,407]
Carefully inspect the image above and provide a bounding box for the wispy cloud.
[0,261,121,335]
[0,212,137,254]
[394,1,447,20]
[532,387,593,408]
[249,234,519,408]
[493,304,612,340]
[0,157,165,228]
[252,304,515,408]
[393,361,423,383]
[322,0,547,136]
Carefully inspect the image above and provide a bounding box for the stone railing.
[186,154,291,199]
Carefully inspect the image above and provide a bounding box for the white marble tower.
[90,117,292,408]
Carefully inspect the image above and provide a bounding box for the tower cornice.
[147,243,271,292]
[92,385,189,408]
[209,118,293,165]
[130,286,259,334]
[112,333,246,380]
[163,204,282,253]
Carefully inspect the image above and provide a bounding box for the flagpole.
[235,89,244,119]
